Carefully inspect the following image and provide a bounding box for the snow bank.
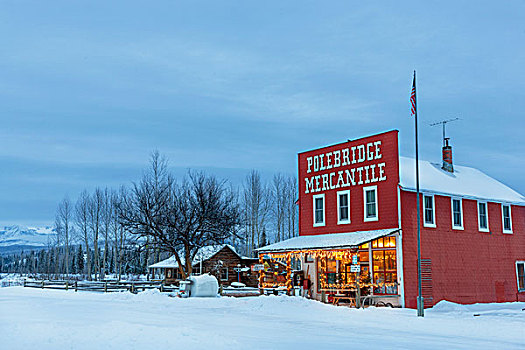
[430,300,469,313]
[430,300,525,316]
[0,273,28,287]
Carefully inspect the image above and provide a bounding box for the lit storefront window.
[317,254,360,291]
[371,237,397,294]
[312,236,397,295]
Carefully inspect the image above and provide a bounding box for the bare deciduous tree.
[285,176,298,239]
[242,170,271,256]
[111,187,129,281]
[55,196,74,279]
[89,188,104,280]
[75,190,92,280]
[101,188,112,280]
[119,152,240,279]
[272,173,286,242]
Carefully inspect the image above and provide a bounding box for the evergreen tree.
[260,228,267,248]
[69,248,76,274]
[76,245,84,275]
[48,249,55,276]
[37,250,45,274]
[90,249,95,277]
[108,248,114,275]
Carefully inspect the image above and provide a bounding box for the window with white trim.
[517,262,525,292]
[313,194,325,227]
[478,201,489,232]
[423,195,436,227]
[363,186,378,222]
[220,268,228,281]
[451,198,463,230]
[337,190,350,224]
[502,205,512,234]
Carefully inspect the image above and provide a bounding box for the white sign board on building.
[251,264,264,272]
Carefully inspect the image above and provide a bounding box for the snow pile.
[0,273,27,287]
[430,300,525,318]
[430,300,468,313]
[187,274,219,297]
[230,282,246,288]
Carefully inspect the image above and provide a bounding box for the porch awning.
[257,228,400,252]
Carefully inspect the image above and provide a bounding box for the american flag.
[410,73,417,116]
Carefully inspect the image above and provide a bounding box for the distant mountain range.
[0,225,56,254]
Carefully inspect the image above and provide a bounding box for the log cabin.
[149,244,259,287]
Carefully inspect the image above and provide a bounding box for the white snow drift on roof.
[257,228,399,252]
[399,157,525,205]
[149,244,238,269]
[148,256,180,269]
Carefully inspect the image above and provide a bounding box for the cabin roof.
[148,244,240,269]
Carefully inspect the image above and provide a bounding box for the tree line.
[0,245,151,278]
[1,152,298,281]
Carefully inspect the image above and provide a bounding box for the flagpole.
[413,70,424,317]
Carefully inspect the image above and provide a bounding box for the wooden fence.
[23,279,261,297]
[23,280,178,293]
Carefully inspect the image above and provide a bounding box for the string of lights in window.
[258,249,398,291]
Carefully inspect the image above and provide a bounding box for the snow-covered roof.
[399,157,525,205]
[148,244,239,269]
[257,228,399,252]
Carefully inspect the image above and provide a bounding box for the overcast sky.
[1,1,524,225]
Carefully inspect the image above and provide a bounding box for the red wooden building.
[259,130,525,307]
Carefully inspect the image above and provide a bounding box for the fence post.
[130,284,134,294]
[75,281,78,292]
[23,280,26,288]
[41,280,45,289]
[104,282,107,293]
[66,281,69,291]
[160,284,164,293]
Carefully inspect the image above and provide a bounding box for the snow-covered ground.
[0,287,523,350]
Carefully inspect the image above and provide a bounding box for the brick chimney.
[442,137,453,172]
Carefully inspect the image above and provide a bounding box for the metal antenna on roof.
[430,118,459,146]
[431,118,459,173]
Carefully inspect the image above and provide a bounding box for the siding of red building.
[401,191,525,308]
[297,129,525,307]
[298,130,400,236]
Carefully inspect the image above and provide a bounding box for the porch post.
[286,253,292,296]
[258,254,264,294]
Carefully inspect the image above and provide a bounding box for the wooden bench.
[332,294,356,306]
